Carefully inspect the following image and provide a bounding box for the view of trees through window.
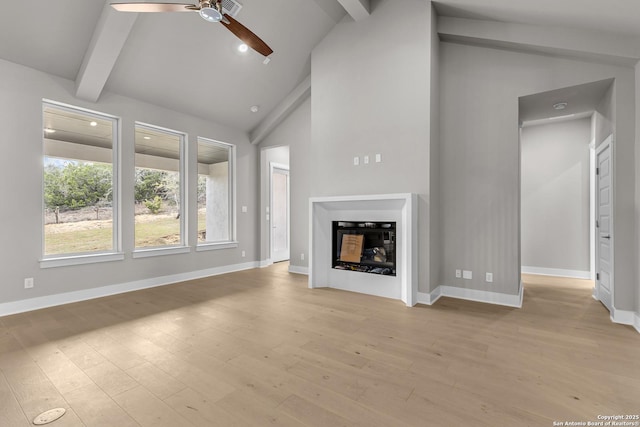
[134,124,184,249]
[43,103,117,256]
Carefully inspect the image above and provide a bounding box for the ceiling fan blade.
[110,2,196,12]
[221,14,273,57]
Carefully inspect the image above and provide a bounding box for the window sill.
[132,246,191,259]
[40,252,125,269]
[196,241,239,252]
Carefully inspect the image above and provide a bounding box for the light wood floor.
[1,264,639,426]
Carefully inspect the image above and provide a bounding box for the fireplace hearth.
[332,221,396,275]
[309,193,417,306]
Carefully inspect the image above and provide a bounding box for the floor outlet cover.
[33,408,66,425]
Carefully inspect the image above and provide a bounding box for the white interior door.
[271,164,290,262]
[595,138,613,313]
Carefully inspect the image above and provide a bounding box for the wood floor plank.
[62,382,139,427]
[125,362,187,400]
[0,371,30,427]
[113,385,193,427]
[82,360,139,397]
[163,387,247,427]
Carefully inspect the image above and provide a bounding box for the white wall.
[0,58,258,307]
[521,118,592,275]
[205,162,229,242]
[311,0,434,292]
[439,42,636,309]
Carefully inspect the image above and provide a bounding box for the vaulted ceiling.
[1,0,640,137]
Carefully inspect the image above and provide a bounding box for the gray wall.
[311,0,434,292]
[429,5,441,290]
[439,42,636,309]
[260,97,311,270]
[521,118,592,273]
[0,58,258,306]
[636,63,640,319]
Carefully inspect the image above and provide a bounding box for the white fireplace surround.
[309,193,417,306]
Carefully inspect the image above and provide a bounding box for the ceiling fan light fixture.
[199,7,223,22]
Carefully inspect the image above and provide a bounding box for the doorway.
[260,145,290,266]
[270,163,290,263]
[518,79,615,314]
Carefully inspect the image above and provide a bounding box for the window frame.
[195,137,237,251]
[132,122,189,257]
[40,100,123,268]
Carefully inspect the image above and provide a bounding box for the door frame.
[593,134,614,311]
[270,162,290,262]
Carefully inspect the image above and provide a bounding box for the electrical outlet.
[455,269,462,278]
[486,272,493,283]
[241,250,246,258]
[301,253,305,261]
[353,156,360,166]
[375,153,382,163]
[24,278,34,289]
[364,155,369,164]
[241,206,247,213]
[463,270,472,280]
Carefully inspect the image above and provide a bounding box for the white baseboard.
[417,288,441,305]
[259,259,273,268]
[288,265,309,275]
[522,266,591,280]
[417,284,523,308]
[635,312,640,334]
[0,261,259,317]
[611,307,637,327]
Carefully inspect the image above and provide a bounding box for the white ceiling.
[2,0,640,135]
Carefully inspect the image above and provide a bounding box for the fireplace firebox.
[332,221,396,275]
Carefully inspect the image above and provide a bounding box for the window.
[134,123,186,252]
[42,101,121,264]
[197,137,235,247]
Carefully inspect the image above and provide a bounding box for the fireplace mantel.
[309,193,417,306]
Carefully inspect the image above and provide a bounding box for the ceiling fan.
[110,0,273,57]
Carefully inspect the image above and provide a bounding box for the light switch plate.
[463,270,472,280]
[486,272,493,282]
[455,269,462,278]
[364,155,369,164]
[353,156,360,166]
[241,206,247,213]
[375,153,382,163]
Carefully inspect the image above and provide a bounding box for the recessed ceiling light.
[553,102,568,110]
[44,128,56,134]
[143,136,151,140]
[250,105,259,113]
[238,43,248,53]
[90,121,98,127]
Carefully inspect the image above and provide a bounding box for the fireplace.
[309,193,417,306]
[332,221,396,275]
